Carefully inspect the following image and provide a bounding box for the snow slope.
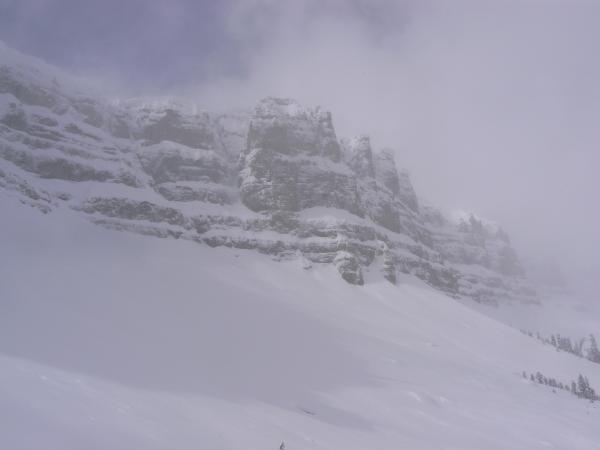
[1,195,600,449]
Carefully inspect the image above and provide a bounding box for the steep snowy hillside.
[3,40,599,449]
[2,194,600,450]
[0,41,535,305]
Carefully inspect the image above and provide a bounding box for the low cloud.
[2,0,599,292]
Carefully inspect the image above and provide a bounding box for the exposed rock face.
[347,135,375,178]
[0,45,537,305]
[239,98,357,213]
[137,142,233,204]
[80,197,186,226]
[334,251,364,285]
[381,245,397,285]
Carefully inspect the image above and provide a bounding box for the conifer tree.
[565,337,574,353]
[536,372,544,384]
[588,334,600,363]
[578,375,590,399]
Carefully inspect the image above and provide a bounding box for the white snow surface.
[1,195,600,450]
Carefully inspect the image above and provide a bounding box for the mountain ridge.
[0,43,535,305]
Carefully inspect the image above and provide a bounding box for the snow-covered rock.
[334,250,364,285]
[0,45,536,305]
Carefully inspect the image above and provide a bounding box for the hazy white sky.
[1,0,599,289]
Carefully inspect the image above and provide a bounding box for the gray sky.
[1,0,599,291]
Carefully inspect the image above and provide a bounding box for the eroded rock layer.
[0,45,536,304]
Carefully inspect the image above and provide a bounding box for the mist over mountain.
[0,41,538,304]
[3,1,599,301]
[1,2,600,449]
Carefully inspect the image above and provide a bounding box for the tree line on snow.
[520,330,600,364]
[522,371,598,402]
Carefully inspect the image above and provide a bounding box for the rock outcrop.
[0,44,536,305]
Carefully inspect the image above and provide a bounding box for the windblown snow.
[1,40,600,450]
[1,194,600,450]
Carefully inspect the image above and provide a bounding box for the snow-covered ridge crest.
[0,43,535,304]
[450,209,502,235]
[0,40,110,101]
[118,97,203,117]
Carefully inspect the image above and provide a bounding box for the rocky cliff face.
[0,43,536,305]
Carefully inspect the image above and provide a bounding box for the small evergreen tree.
[588,334,600,363]
[578,374,589,398]
[565,337,574,354]
[536,372,544,384]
